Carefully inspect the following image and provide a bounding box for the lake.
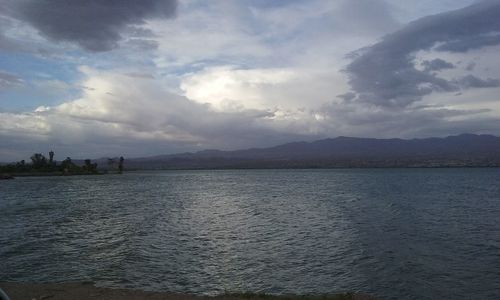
[1,169,499,299]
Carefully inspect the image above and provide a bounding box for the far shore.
[0,282,374,300]
[2,165,500,180]
[0,171,121,179]
[6,172,104,176]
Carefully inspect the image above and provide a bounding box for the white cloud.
[182,66,295,111]
[0,67,325,159]
[1,0,500,161]
[181,65,349,114]
[0,111,50,136]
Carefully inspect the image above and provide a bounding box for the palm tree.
[30,153,47,169]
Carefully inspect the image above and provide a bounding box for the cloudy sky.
[1,0,500,160]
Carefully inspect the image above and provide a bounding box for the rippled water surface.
[1,169,500,299]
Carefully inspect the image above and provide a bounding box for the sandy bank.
[0,282,374,300]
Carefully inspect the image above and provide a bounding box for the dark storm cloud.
[5,0,177,52]
[345,0,500,108]
[0,70,23,90]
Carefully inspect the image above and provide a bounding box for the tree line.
[0,151,125,175]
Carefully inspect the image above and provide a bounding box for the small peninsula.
[0,151,125,178]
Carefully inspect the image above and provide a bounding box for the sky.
[1,0,500,161]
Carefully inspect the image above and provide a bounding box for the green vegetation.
[0,150,125,177]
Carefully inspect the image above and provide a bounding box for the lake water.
[1,169,499,299]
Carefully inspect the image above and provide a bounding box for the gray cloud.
[421,58,455,71]
[2,0,500,161]
[465,61,476,71]
[127,26,156,38]
[345,0,500,108]
[0,15,24,52]
[125,38,159,51]
[456,75,500,88]
[0,70,23,90]
[334,0,400,36]
[321,100,496,139]
[125,72,155,79]
[436,32,500,52]
[337,92,356,102]
[5,0,177,52]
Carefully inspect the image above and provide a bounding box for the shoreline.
[0,282,374,300]
[2,165,499,178]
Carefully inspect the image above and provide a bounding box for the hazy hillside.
[118,134,500,169]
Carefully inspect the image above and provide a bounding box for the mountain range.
[116,134,500,169]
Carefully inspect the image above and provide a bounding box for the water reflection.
[1,169,500,299]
